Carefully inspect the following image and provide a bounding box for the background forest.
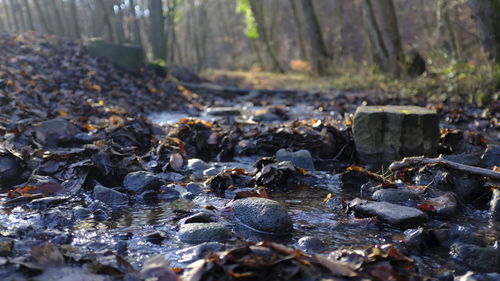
[0,0,499,104]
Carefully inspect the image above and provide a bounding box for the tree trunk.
[300,0,331,75]
[33,0,52,33]
[114,0,126,43]
[2,0,14,32]
[362,0,390,72]
[287,0,307,60]
[69,0,81,38]
[149,0,166,60]
[469,0,500,86]
[22,0,34,31]
[377,0,405,76]
[129,0,143,47]
[437,0,460,58]
[333,0,344,60]
[97,0,115,43]
[48,0,65,36]
[249,0,284,73]
[362,0,404,76]
[8,0,20,32]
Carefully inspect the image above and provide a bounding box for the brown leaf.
[313,254,357,277]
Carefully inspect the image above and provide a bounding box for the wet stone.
[206,107,241,116]
[93,185,129,206]
[186,183,203,194]
[349,198,428,228]
[0,238,14,257]
[372,188,419,204]
[232,197,292,234]
[178,223,231,244]
[203,167,220,177]
[276,149,315,171]
[34,118,81,148]
[0,154,23,190]
[176,242,225,264]
[187,159,211,171]
[450,243,500,272]
[123,171,163,193]
[297,236,325,254]
[490,189,500,222]
[352,105,439,168]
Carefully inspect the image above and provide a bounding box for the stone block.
[352,105,439,168]
[88,39,144,74]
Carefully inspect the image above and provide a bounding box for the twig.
[389,156,500,180]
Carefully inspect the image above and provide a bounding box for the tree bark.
[129,0,143,47]
[300,0,331,75]
[2,0,14,32]
[362,0,390,72]
[249,0,284,73]
[149,0,166,60]
[469,0,500,85]
[377,0,405,76]
[22,0,34,31]
[69,0,81,38]
[33,0,52,33]
[287,0,307,60]
[97,0,115,42]
[48,0,65,36]
[8,0,20,32]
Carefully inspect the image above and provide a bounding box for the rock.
[203,167,220,177]
[439,226,486,247]
[140,255,178,281]
[297,236,325,253]
[73,206,92,219]
[178,223,231,244]
[253,106,287,122]
[35,119,80,148]
[454,271,500,281]
[490,189,500,222]
[352,105,439,168]
[481,145,500,168]
[123,171,162,193]
[349,198,428,228]
[181,212,217,224]
[176,242,225,264]
[206,107,241,116]
[169,65,205,83]
[423,192,461,217]
[276,149,314,171]
[93,185,129,206]
[187,159,211,171]
[186,183,203,194]
[232,197,292,234]
[372,188,419,204]
[0,154,23,190]
[450,243,500,272]
[88,39,144,74]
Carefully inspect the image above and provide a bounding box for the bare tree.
[149,0,166,60]
[22,0,34,31]
[288,0,307,60]
[69,0,81,38]
[33,0,52,33]
[362,0,404,75]
[300,0,331,75]
[469,0,500,85]
[249,0,284,72]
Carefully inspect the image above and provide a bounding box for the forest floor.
[0,33,499,281]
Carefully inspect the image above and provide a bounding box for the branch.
[389,156,500,180]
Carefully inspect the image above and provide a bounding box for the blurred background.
[0,0,499,103]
